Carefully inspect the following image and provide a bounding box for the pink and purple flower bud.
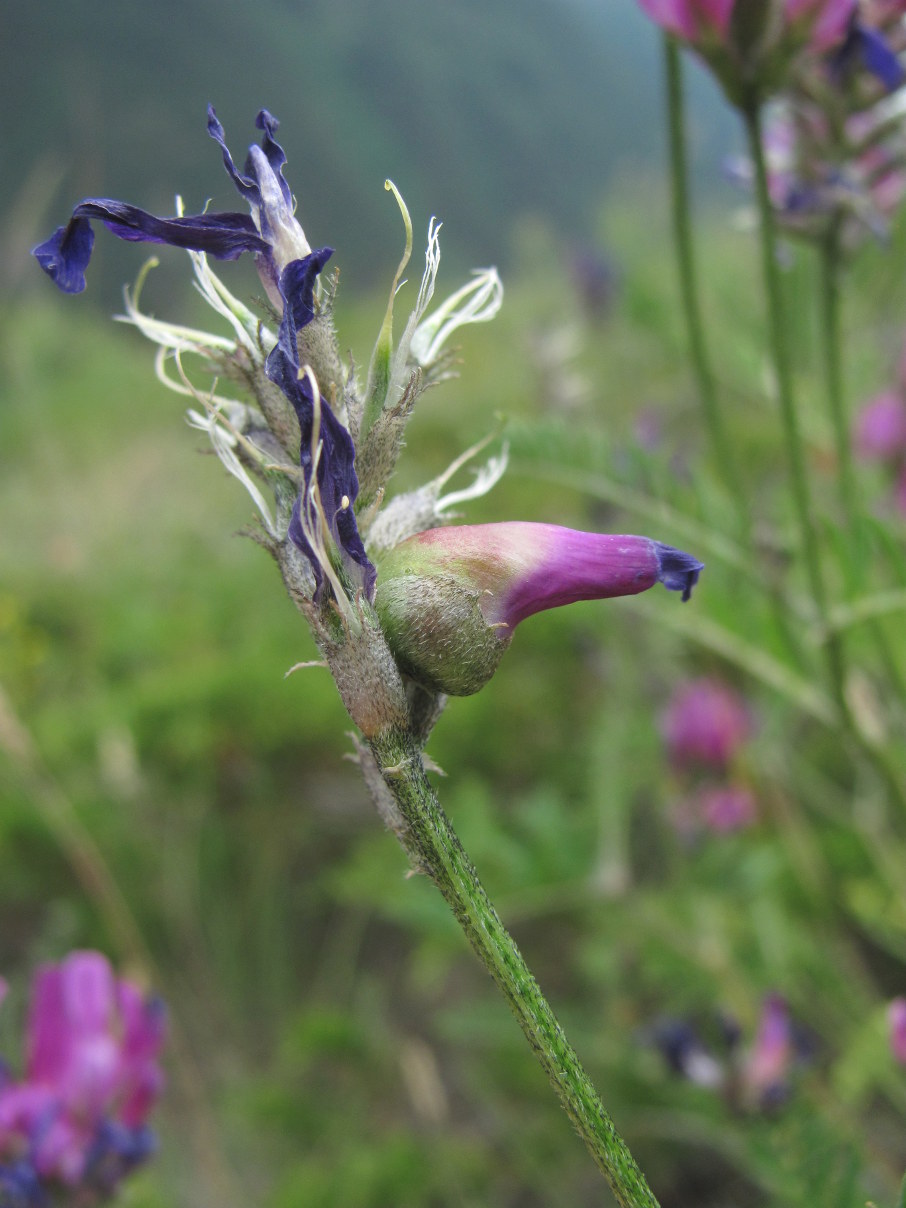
[0,951,166,1205]
[661,677,753,770]
[889,997,906,1063]
[375,523,703,695]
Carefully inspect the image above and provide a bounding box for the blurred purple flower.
[854,390,906,460]
[661,678,753,771]
[637,0,857,104]
[650,993,811,1111]
[698,782,758,832]
[889,997,906,1063]
[740,993,793,1108]
[0,952,165,1204]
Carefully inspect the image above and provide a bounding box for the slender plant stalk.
[744,102,830,617]
[664,37,748,533]
[368,725,660,1208]
[745,106,906,812]
[818,223,858,524]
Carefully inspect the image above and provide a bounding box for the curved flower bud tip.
[375,523,704,695]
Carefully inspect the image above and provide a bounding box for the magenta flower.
[661,677,753,770]
[637,0,857,102]
[889,997,906,1064]
[0,951,166,1204]
[376,523,703,695]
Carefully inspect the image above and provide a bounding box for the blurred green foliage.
[3,173,906,1208]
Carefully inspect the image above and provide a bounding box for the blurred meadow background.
[3,1,906,1206]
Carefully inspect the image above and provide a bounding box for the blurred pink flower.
[698,783,758,832]
[662,677,753,770]
[888,997,906,1063]
[0,951,165,1199]
[741,993,793,1107]
[854,390,906,461]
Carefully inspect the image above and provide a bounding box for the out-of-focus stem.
[367,726,660,1208]
[665,37,747,534]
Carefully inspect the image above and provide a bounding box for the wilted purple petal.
[266,252,376,598]
[33,202,268,295]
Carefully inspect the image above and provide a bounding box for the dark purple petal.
[830,22,906,91]
[33,201,268,295]
[32,218,95,294]
[655,543,704,602]
[206,104,260,204]
[857,26,906,91]
[253,110,292,208]
[265,252,376,599]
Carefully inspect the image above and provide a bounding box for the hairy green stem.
[665,38,747,531]
[368,725,660,1208]
[818,225,858,524]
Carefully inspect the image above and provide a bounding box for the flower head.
[34,108,375,601]
[376,523,703,695]
[638,0,858,103]
[0,952,166,1203]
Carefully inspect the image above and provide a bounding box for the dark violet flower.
[661,677,753,770]
[0,952,166,1203]
[375,523,704,695]
[889,997,906,1063]
[33,108,374,600]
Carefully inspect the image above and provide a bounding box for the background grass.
[3,168,906,1207]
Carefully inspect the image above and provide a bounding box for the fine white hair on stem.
[410,267,504,366]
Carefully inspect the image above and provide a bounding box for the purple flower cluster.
[0,952,166,1206]
[722,4,906,247]
[661,677,757,834]
[651,993,810,1111]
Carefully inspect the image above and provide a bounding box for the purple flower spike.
[376,523,704,695]
[0,952,166,1200]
